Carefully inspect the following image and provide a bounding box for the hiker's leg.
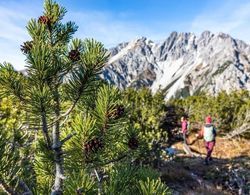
[208,141,215,160]
[205,141,209,153]
[207,141,215,159]
[183,133,186,144]
[204,141,210,163]
[185,133,189,145]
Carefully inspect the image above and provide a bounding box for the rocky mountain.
[100,31,250,99]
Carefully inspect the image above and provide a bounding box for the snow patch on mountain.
[101,31,250,99]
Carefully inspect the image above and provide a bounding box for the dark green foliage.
[170,90,250,136]
[122,87,166,137]
[62,85,170,193]
[64,86,133,167]
[103,163,170,195]
[0,1,171,194]
[122,87,168,165]
[128,135,139,150]
[64,169,97,194]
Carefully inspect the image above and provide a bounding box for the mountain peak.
[102,31,250,99]
[217,32,232,39]
[200,30,213,38]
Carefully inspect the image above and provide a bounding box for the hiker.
[181,116,189,144]
[196,116,216,165]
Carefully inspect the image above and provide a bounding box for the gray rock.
[101,31,250,99]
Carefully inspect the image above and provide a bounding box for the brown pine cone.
[109,105,125,119]
[38,15,51,25]
[84,138,103,155]
[68,49,80,62]
[84,143,91,153]
[116,105,125,117]
[20,41,33,54]
[128,137,139,150]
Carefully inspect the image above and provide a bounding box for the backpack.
[203,124,216,142]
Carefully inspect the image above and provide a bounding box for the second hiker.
[196,116,217,165]
[181,116,189,144]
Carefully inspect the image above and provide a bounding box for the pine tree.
[0,1,171,194]
[0,0,108,194]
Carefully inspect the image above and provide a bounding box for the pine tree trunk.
[51,90,64,195]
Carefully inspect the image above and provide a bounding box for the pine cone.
[20,41,33,54]
[84,143,91,153]
[109,105,125,119]
[68,49,80,62]
[116,105,125,118]
[84,138,103,155]
[38,15,50,25]
[128,137,139,150]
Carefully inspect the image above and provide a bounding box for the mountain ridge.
[101,31,250,99]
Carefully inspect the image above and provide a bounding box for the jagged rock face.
[101,31,250,99]
[101,37,158,89]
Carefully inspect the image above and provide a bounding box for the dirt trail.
[174,135,250,158]
[160,135,250,194]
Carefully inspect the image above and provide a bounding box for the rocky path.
[160,135,250,194]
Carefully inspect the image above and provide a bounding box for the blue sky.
[1,0,250,70]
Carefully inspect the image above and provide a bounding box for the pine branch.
[47,68,94,128]
[18,85,77,134]
[0,63,26,102]
[59,114,69,128]
[41,107,52,149]
[101,154,127,166]
[88,154,128,167]
[61,131,77,145]
[51,131,76,150]
[44,93,81,129]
